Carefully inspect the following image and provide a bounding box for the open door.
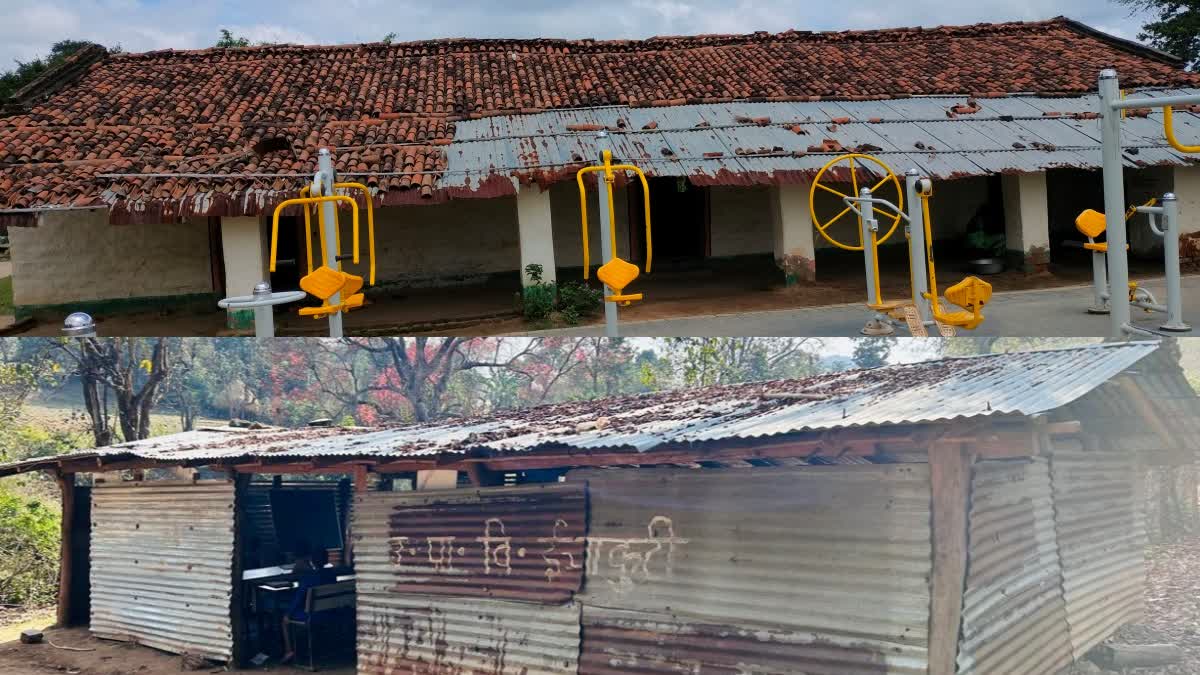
[629,177,709,263]
[268,216,305,292]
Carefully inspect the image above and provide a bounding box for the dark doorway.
[65,485,91,626]
[268,216,305,292]
[629,177,709,264]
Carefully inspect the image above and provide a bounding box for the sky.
[0,0,1155,66]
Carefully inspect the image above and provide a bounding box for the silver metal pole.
[1087,247,1110,314]
[595,132,618,338]
[1099,69,1130,337]
[251,282,276,338]
[904,171,931,322]
[1159,193,1190,331]
[860,187,880,308]
[317,148,344,339]
[1112,93,1200,110]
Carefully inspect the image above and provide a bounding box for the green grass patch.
[0,275,11,316]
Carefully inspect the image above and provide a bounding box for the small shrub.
[558,281,603,324]
[522,283,556,321]
[0,486,60,606]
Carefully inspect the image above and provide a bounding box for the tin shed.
[1,341,1194,674]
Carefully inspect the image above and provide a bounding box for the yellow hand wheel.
[808,153,904,251]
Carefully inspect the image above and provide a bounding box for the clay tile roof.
[1,16,1197,224]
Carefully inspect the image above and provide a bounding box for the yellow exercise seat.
[298,265,366,318]
[934,276,992,330]
[1076,208,1132,252]
[597,257,644,305]
[1076,209,1107,239]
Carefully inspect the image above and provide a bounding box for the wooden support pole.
[464,464,504,487]
[230,473,251,668]
[55,473,75,628]
[927,442,972,675]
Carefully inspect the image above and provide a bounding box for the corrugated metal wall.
[353,484,586,674]
[957,459,1072,675]
[89,480,235,661]
[1049,436,1146,661]
[573,465,932,675]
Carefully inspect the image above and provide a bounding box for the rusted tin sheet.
[89,480,235,661]
[572,464,932,674]
[957,459,1072,675]
[1049,437,1145,661]
[357,593,581,675]
[353,483,586,603]
[579,605,893,674]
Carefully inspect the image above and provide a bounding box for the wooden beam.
[927,442,972,675]
[229,473,251,668]
[55,473,75,628]
[1120,378,1181,451]
[463,464,504,487]
[353,465,369,492]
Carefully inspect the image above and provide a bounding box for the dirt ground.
[0,626,354,675]
[5,254,1168,337]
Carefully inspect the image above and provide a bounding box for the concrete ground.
[531,275,1200,337]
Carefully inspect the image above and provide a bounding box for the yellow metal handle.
[271,195,359,273]
[575,157,654,277]
[298,186,315,274]
[335,182,376,285]
[610,164,653,274]
[575,167,605,279]
[1164,107,1200,154]
[920,192,940,315]
[1125,197,1159,221]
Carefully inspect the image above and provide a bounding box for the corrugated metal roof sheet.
[445,91,1200,185]
[0,342,1162,475]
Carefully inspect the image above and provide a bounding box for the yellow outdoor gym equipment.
[808,153,992,335]
[808,153,906,314]
[269,180,377,322]
[575,147,653,336]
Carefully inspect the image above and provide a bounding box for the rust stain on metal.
[382,483,587,603]
[579,608,890,674]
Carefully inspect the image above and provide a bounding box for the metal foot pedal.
[902,305,928,336]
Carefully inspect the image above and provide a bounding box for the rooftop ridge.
[108,16,1079,61]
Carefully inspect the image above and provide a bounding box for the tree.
[0,40,96,101]
[340,338,546,423]
[852,338,892,369]
[1118,1,1200,69]
[646,338,822,389]
[937,337,1100,357]
[55,338,171,445]
[215,29,251,48]
[0,340,56,461]
[382,32,398,44]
